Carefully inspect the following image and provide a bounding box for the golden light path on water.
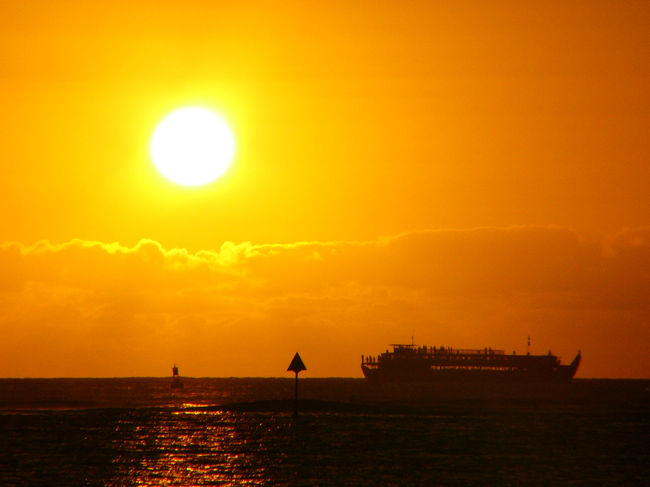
[114,410,273,485]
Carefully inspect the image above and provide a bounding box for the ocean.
[0,378,648,486]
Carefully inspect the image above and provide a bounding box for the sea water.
[0,378,648,486]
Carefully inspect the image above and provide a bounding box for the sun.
[150,107,235,186]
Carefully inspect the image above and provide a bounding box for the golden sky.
[1,1,648,377]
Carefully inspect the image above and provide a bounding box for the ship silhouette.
[362,344,581,382]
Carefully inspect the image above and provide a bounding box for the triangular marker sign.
[287,352,307,373]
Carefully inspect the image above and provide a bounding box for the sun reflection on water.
[111,409,273,486]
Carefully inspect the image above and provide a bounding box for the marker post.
[287,353,307,416]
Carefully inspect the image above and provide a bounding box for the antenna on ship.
[527,336,531,355]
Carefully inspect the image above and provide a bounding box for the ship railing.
[453,349,505,355]
[425,348,505,355]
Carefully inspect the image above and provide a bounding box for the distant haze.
[1,226,648,378]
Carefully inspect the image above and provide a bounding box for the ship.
[361,344,581,382]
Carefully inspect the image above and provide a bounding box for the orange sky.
[0,1,648,377]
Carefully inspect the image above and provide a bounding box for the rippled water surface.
[1,378,648,486]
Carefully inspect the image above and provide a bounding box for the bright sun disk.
[150,107,235,186]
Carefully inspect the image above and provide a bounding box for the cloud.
[0,226,648,377]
